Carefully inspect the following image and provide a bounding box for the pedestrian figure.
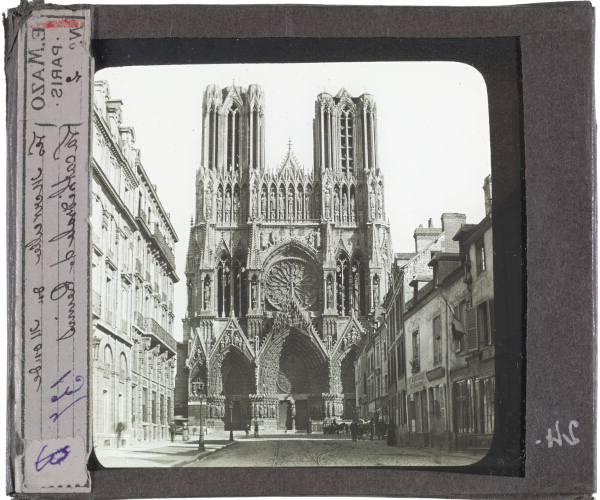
[378,421,384,440]
[116,422,124,448]
[387,420,397,447]
[169,421,177,442]
[245,424,250,437]
[369,419,374,441]
[350,419,359,442]
[345,423,349,435]
[254,422,259,438]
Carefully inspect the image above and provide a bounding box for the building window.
[336,253,350,316]
[454,301,467,352]
[131,385,136,425]
[411,331,420,372]
[397,338,405,379]
[433,316,442,364]
[476,238,486,274]
[340,107,354,173]
[477,302,491,347]
[142,388,148,422]
[227,104,240,173]
[252,107,259,169]
[217,253,231,318]
[480,376,495,434]
[351,254,366,315]
[232,254,247,317]
[151,391,157,424]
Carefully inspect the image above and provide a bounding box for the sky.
[96,62,491,341]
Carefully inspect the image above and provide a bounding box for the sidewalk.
[95,437,237,468]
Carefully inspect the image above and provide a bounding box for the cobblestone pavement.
[184,433,480,467]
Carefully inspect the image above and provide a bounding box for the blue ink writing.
[35,444,70,471]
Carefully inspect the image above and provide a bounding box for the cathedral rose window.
[265,257,319,311]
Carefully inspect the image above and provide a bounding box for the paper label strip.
[14,8,92,493]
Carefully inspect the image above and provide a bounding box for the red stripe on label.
[31,19,85,29]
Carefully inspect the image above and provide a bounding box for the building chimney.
[414,220,443,253]
[441,213,467,253]
[483,175,492,216]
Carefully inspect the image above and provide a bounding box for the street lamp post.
[198,399,206,451]
[229,401,234,442]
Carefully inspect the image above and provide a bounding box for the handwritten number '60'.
[35,444,70,471]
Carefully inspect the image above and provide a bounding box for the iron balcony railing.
[151,223,176,272]
[141,317,177,353]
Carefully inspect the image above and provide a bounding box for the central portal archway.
[275,330,328,430]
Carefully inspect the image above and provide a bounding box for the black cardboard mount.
[5,2,595,499]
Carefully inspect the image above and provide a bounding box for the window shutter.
[488,299,495,345]
[466,307,477,350]
[453,305,461,352]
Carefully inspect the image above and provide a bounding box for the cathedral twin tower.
[182,83,392,432]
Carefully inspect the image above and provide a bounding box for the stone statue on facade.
[206,188,213,219]
[251,184,258,218]
[260,231,267,250]
[288,193,293,219]
[233,191,240,223]
[241,188,247,222]
[373,277,380,306]
[350,193,355,222]
[204,280,211,310]
[342,192,348,223]
[326,277,334,310]
[353,274,360,313]
[370,190,375,220]
[278,190,285,219]
[251,279,258,309]
[217,190,223,222]
[377,188,382,219]
[325,188,331,219]
[297,196,302,220]
[261,189,267,219]
[270,190,276,219]
[334,191,340,221]
[225,191,231,223]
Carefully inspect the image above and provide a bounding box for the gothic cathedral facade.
[182,83,393,432]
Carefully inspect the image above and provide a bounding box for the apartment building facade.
[92,80,179,448]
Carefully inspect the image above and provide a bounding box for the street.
[94,431,481,468]
[184,432,479,467]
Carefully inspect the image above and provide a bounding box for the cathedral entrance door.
[295,400,308,431]
[232,400,242,430]
[278,401,290,430]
